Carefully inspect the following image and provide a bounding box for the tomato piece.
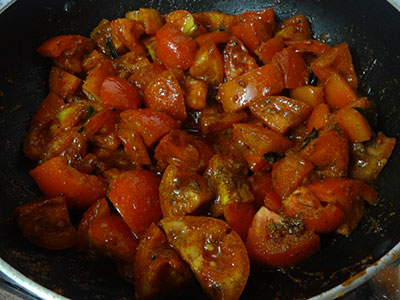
[246,207,320,268]
[83,109,120,137]
[272,47,309,89]
[181,76,208,110]
[275,15,311,41]
[250,96,312,135]
[83,61,115,101]
[83,49,107,72]
[195,31,231,46]
[223,203,256,241]
[271,153,314,199]
[100,76,141,111]
[307,178,378,235]
[110,18,145,53]
[200,105,247,134]
[91,19,127,57]
[285,39,331,56]
[231,20,272,52]
[38,35,92,57]
[290,85,324,108]
[189,39,224,88]
[217,64,284,112]
[120,108,179,147]
[255,36,284,64]
[156,23,197,70]
[161,216,250,300]
[193,11,238,32]
[238,8,276,30]
[159,164,212,217]
[165,10,200,36]
[323,72,357,109]
[24,93,65,160]
[108,170,161,236]
[301,128,349,178]
[30,156,107,210]
[334,106,373,143]
[116,126,151,166]
[88,214,138,262]
[284,187,344,233]
[154,130,215,172]
[77,198,110,251]
[349,132,396,182]
[15,196,77,250]
[223,36,258,81]
[144,69,187,121]
[232,123,293,156]
[306,103,331,133]
[129,61,166,94]
[49,66,81,99]
[205,155,254,217]
[136,8,165,35]
[134,223,193,300]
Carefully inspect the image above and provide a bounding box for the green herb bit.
[299,127,319,151]
[106,37,119,59]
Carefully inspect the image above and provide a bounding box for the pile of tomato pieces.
[17,6,396,300]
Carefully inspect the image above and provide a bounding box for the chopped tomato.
[88,214,138,262]
[223,36,258,81]
[120,108,179,147]
[82,61,115,101]
[192,11,238,32]
[156,23,197,70]
[144,70,187,121]
[15,196,77,250]
[246,207,320,268]
[290,85,324,108]
[189,39,224,88]
[306,103,331,133]
[250,172,279,210]
[116,126,151,166]
[77,198,110,251]
[285,39,331,56]
[161,216,250,300]
[249,96,312,135]
[137,8,165,35]
[283,186,344,233]
[100,76,141,111]
[49,66,81,99]
[323,72,357,109]
[272,47,309,89]
[159,164,212,217]
[164,10,200,36]
[108,170,161,236]
[334,106,373,143]
[200,105,248,134]
[154,129,215,172]
[217,64,284,112]
[255,36,285,64]
[231,20,272,52]
[271,152,314,199]
[134,223,193,300]
[181,76,208,110]
[195,31,231,46]
[30,156,107,210]
[275,14,311,41]
[110,18,145,53]
[129,61,166,94]
[238,8,276,30]
[224,203,256,240]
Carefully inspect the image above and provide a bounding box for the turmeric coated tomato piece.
[165,10,200,36]
[217,64,284,112]
[231,20,272,53]
[160,164,212,217]
[246,206,320,268]
[49,66,81,99]
[77,198,110,251]
[285,39,331,56]
[30,156,107,210]
[275,14,311,41]
[193,11,238,32]
[160,216,250,300]
[83,61,115,101]
[144,70,187,121]
[88,214,138,262]
[223,203,256,241]
[334,106,373,143]
[134,223,193,300]
[323,72,357,110]
[100,76,141,111]
[195,31,231,46]
[307,103,331,133]
[110,18,145,53]
[154,129,215,172]
[238,8,276,30]
[250,172,282,211]
[255,36,285,64]
[290,85,324,108]
[181,76,208,111]
[189,39,224,88]
[205,155,254,217]
[15,196,77,250]
[108,170,161,237]
[156,23,197,70]
[116,125,151,166]
[250,96,312,135]
[200,105,248,134]
[223,37,258,81]
[120,108,179,147]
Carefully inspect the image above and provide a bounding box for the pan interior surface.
[0,0,399,299]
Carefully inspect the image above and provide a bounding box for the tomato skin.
[120,108,180,147]
[223,203,256,241]
[108,170,161,237]
[30,156,107,210]
[49,66,81,99]
[144,70,187,121]
[195,31,231,46]
[88,214,138,262]
[246,207,320,268]
[323,72,357,109]
[156,23,197,70]
[276,14,311,41]
[255,36,284,64]
[307,103,331,133]
[231,20,271,52]
[15,196,77,250]
[116,126,151,166]
[334,106,373,143]
[285,39,331,56]
[100,76,141,111]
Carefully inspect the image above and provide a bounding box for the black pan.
[0,0,400,299]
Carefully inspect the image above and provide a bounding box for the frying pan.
[0,0,400,299]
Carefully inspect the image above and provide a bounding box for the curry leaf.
[106,37,119,59]
[78,105,95,133]
[299,127,319,151]
[263,152,285,165]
